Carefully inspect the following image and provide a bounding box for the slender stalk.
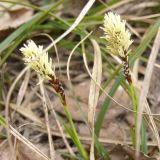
[49,76,89,160]
[121,49,147,153]
[64,106,89,160]
[129,84,138,148]
[129,84,147,153]
[130,84,138,120]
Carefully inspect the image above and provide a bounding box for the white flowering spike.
[102,12,133,57]
[20,40,55,80]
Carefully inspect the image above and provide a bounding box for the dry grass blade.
[129,14,160,21]
[45,92,75,157]
[96,0,133,15]
[39,79,55,160]
[144,101,160,151]
[88,39,102,160]
[136,28,160,157]
[9,125,49,160]
[22,85,39,107]
[83,51,133,114]
[5,66,29,160]
[67,32,92,83]
[132,59,139,81]
[45,0,95,51]
[9,102,42,124]
[35,87,75,157]
[16,69,30,106]
[41,33,61,75]
[36,124,158,146]
[88,39,102,125]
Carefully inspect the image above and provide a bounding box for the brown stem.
[49,75,66,106]
[121,56,132,85]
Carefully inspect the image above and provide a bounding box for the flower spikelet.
[20,40,55,80]
[102,12,133,57]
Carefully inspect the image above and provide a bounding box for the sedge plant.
[19,12,148,159]
[20,40,89,160]
[101,12,147,153]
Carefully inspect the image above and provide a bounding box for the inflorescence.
[20,40,66,105]
[102,12,133,84]
[20,40,55,80]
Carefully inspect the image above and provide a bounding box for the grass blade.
[0,0,64,66]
